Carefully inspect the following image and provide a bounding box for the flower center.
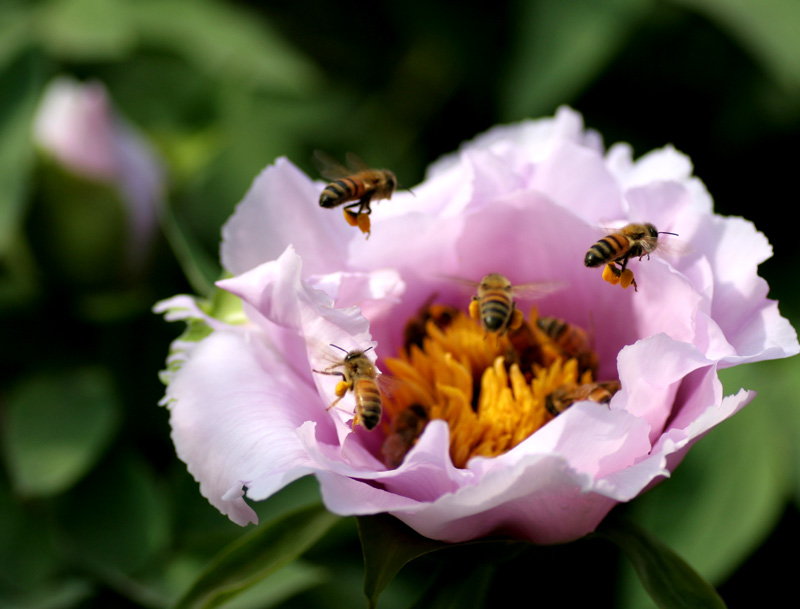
[380,302,618,469]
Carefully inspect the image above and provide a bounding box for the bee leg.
[326,394,345,412]
[313,368,351,409]
[357,194,373,215]
[312,365,345,377]
[344,196,373,216]
[342,199,373,236]
[325,380,354,412]
[618,251,634,273]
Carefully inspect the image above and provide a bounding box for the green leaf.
[358,514,451,609]
[0,2,36,72]
[0,233,40,312]
[33,160,131,286]
[0,482,61,591]
[358,514,526,609]
[0,51,46,258]
[174,504,340,609]
[0,578,94,609]
[34,0,136,61]
[217,561,327,609]
[595,519,727,609]
[2,367,121,498]
[55,451,171,575]
[159,197,220,296]
[719,358,800,507]
[668,0,800,93]
[129,0,320,95]
[500,0,653,119]
[408,562,495,609]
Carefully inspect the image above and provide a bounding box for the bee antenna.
[329,344,348,354]
[364,346,375,354]
[659,231,679,236]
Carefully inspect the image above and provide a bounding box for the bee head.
[385,171,398,194]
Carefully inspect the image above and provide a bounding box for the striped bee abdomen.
[479,290,513,333]
[319,178,365,208]
[584,233,629,267]
[353,378,382,430]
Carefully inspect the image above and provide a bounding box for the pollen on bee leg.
[509,308,524,332]
[343,209,360,227]
[335,380,351,397]
[602,264,621,285]
[619,269,637,291]
[468,299,480,321]
[356,212,371,236]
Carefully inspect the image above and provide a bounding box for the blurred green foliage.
[1,0,799,607]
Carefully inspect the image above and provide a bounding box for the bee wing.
[344,151,371,172]
[376,373,405,399]
[656,235,693,258]
[510,281,568,300]
[312,150,351,180]
[308,341,343,373]
[436,274,480,290]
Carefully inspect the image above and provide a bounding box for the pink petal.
[220,158,352,276]
[166,331,322,525]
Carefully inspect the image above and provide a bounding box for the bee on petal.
[402,293,459,353]
[381,403,429,469]
[536,315,598,379]
[545,381,621,417]
[313,345,384,430]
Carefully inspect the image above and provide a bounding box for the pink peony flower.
[33,76,163,271]
[157,107,798,544]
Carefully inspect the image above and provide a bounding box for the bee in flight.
[545,380,621,417]
[313,345,383,430]
[536,316,598,378]
[584,223,679,291]
[467,273,564,336]
[313,150,397,235]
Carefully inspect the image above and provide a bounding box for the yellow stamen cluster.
[381,306,602,469]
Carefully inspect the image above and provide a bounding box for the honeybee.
[584,223,679,291]
[402,294,458,352]
[313,150,397,219]
[545,381,621,417]
[537,316,598,378]
[313,345,383,430]
[468,273,563,336]
[381,403,429,469]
